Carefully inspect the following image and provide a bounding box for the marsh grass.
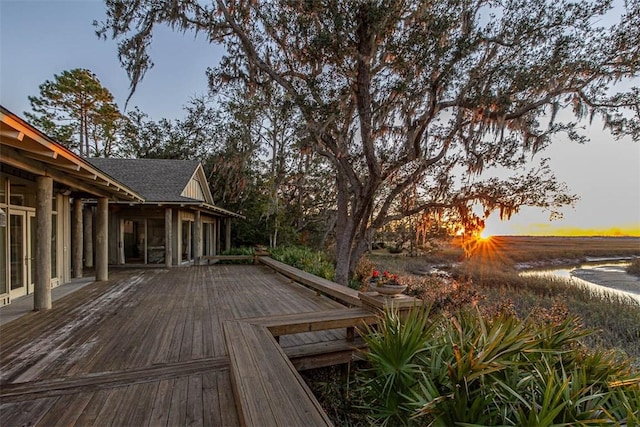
[627,258,640,277]
[453,259,640,360]
[455,235,640,264]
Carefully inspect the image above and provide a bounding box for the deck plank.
[0,397,55,427]
[72,389,111,426]
[186,374,204,427]
[148,378,175,427]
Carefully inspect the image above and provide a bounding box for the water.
[521,261,640,303]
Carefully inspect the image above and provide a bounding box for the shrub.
[357,307,435,425]
[358,307,640,426]
[353,256,376,290]
[269,246,336,281]
[218,246,255,263]
[453,260,640,360]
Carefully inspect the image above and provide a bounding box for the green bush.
[221,247,255,256]
[269,246,336,281]
[217,246,255,263]
[358,307,640,426]
[358,307,434,425]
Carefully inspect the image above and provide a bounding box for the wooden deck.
[0,264,370,426]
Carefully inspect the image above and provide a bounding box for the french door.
[9,211,35,298]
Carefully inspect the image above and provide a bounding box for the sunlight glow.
[479,228,492,240]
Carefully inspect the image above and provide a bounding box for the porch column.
[72,199,83,278]
[165,208,172,267]
[34,175,52,311]
[215,219,220,255]
[212,219,217,255]
[225,218,231,252]
[95,197,109,281]
[194,211,202,261]
[83,206,93,268]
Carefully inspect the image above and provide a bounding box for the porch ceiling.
[1,107,143,202]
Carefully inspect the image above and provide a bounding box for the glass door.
[9,212,26,298]
[27,212,35,294]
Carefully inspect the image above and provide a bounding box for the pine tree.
[26,68,123,157]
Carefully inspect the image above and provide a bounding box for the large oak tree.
[98,0,639,284]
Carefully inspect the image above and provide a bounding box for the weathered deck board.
[0,356,229,402]
[0,264,363,426]
[0,396,55,427]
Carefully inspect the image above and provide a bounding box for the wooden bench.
[245,307,377,338]
[224,320,333,426]
[225,305,381,425]
[259,257,362,306]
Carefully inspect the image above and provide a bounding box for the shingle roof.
[86,158,201,203]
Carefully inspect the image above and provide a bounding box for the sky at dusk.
[1,0,639,236]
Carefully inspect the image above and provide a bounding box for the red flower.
[372,270,380,278]
[383,271,391,278]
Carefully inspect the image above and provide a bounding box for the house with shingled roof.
[87,158,243,267]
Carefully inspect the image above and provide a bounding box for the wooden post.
[34,176,52,310]
[165,208,172,267]
[225,218,232,252]
[194,210,202,262]
[214,218,219,255]
[72,199,83,278]
[95,197,109,281]
[83,206,93,268]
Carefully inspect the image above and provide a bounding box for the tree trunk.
[79,112,84,157]
[334,176,354,286]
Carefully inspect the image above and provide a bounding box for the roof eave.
[1,106,144,202]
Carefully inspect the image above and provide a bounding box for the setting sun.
[479,229,492,240]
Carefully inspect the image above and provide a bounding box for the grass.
[454,235,640,264]
[628,258,640,277]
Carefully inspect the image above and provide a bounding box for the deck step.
[284,337,368,371]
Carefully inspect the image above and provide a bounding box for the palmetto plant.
[358,307,640,426]
[358,306,435,426]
